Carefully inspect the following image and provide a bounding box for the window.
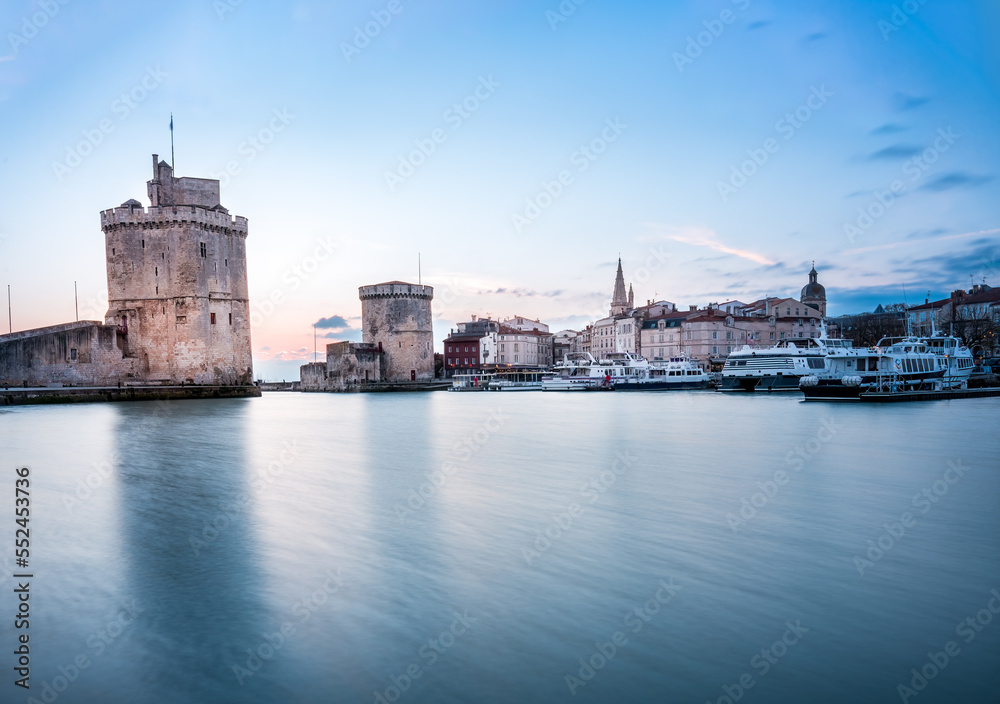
[210,313,216,325]
[200,242,207,258]
[448,346,452,353]
[712,346,718,355]
[155,267,158,276]
[726,331,732,340]
[141,239,145,249]
[176,315,187,324]
[712,331,718,340]
[769,332,775,340]
[69,348,78,361]
[229,313,232,325]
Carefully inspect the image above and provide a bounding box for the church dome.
[801,265,826,300]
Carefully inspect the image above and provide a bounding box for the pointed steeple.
[611,258,628,315]
[628,283,634,309]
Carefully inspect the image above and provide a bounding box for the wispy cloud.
[919,171,992,192]
[870,123,907,135]
[868,144,921,160]
[643,225,777,266]
[845,228,1000,255]
[893,93,930,111]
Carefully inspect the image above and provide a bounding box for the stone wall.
[300,343,381,392]
[359,282,434,382]
[0,322,141,387]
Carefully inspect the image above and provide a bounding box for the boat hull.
[613,379,708,391]
[718,375,803,392]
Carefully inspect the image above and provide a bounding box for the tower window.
[225,259,228,266]
[200,242,207,258]
[142,239,145,248]
[228,313,232,325]
[112,248,115,255]
[155,267,158,276]
[70,348,78,361]
[211,313,217,325]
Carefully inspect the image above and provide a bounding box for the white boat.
[448,373,492,392]
[800,336,955,400]
[916,331,975,388]
[614,356,709,390]
[487,370,545,391]
[719,324,853,392]
[541,356,614,391]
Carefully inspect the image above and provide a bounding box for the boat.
[613,356,709,390]
[915,331,975,389]
[719,323,853,392]
[487,370,545,391]
[799,336,951,400]
[447,373,492,391]
[541,355,614,391]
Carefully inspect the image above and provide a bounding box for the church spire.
[628,283,634,309]
[611,258,628,315]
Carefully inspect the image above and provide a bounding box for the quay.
[803,387,1000,403]
[0,385,261,406]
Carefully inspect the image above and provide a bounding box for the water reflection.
[111,399,289,704]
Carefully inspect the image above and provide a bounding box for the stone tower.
[359,281,434,382]
[801,262,827,317]
[610,258,629,315]
[100,154,253,385]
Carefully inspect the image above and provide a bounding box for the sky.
[1,0,998,380]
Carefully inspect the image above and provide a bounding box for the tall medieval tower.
[359,282,434,382]
[100,154,253,385]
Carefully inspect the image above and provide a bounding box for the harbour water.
[2,392,998,703]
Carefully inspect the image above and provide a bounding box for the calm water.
[1,392,998,704]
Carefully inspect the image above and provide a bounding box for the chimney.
[689,305,697,312]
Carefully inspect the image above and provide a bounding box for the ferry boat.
[916,332,975,388]
[719,325,854,392]
[614,356,709,390]
[799,336,952,400]
[448,373,492,391]
[541,354,647,391]
[487,370,545,391]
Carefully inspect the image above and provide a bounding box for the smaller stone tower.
[359,282,434,382]
[801,262,827,317]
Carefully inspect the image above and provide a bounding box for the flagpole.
[170,113,175,172]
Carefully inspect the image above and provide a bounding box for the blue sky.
[1,0,998,380]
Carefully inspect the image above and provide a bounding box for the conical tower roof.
[611,258,628,308]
